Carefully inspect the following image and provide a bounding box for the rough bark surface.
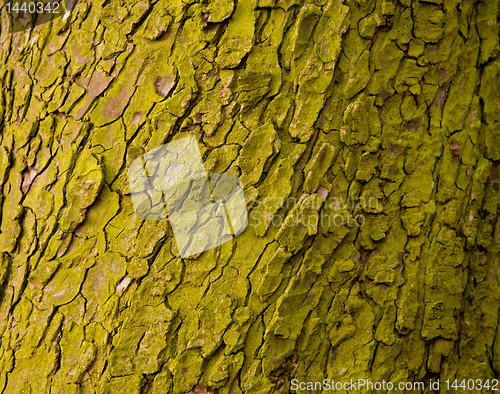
[0,0,499,393]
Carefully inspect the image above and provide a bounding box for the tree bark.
[0,0,499,393]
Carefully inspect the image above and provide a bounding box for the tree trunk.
[0,0,499,392]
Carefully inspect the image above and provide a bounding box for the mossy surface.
[0,0,499,393]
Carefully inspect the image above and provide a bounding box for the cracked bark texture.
[0,0,499,392]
